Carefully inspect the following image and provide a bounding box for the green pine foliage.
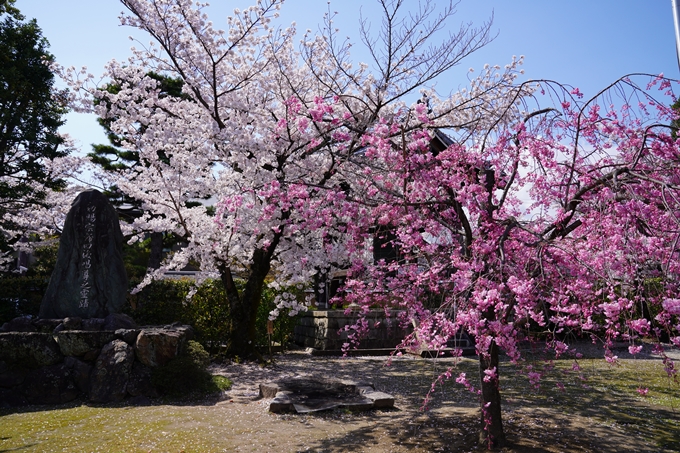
[0,9,69,252]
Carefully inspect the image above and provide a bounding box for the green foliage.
[0,11,68,250]
[0,240,55,323]
[210,374,233,391]
[127,278,231,351]
[24,240,58,277]
[151,340,230,397]
[126,278,194,326]
[185,279,231,350]
[254,284,305,349]
[0,275,48,323]
[0,0,21,19]
[184,338,210,368]
[127,278,303,353]
[121,238,155,280]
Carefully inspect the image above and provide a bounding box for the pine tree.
[0,4,69,258]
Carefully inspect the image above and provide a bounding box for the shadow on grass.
[500,358,680,453]
[276,354,679,452]
[0,444,39,452]
[0,389,230,418]
[277,405,621,453]
[292,409,482,453]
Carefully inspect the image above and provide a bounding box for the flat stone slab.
[261,377,394,413]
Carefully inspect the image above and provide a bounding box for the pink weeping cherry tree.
[291,73,680,447]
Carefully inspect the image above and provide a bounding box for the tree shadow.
[295,409,481,452]
[0,445,39,453]
[500,357,680,453]
[260,354,679,452]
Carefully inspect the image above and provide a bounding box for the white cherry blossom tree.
[68,0,505,357]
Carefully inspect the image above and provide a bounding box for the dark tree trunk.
[218,221,286,359]
[224,247,272,358]
[478,302,506,449]
[478,341,505,448]
[210,202,291,359]
[147,231,163,270]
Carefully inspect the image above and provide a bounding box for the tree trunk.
[218,216,287,359]
[220,247,274,359]
[147,231,163,270]
[478,301,505,448]
[478,339,506,449]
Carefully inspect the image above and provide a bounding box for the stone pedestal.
[260,378,395,413]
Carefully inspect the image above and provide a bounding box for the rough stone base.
[0,316,193,406]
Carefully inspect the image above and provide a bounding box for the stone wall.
[0,315,194,407]
[293,309,410,351]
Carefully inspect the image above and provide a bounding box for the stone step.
[263,378,394,414]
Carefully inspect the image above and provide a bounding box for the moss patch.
[151,340,230,398]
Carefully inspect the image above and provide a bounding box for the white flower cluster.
[268,291,310,321]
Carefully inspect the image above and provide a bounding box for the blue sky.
[16,0,680,154]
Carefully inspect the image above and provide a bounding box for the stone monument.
[39,189,128,319]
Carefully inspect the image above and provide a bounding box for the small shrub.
[128,278,304,354]
[211,375,232,392]
[185,337,210,368]
[151,340,227,397]
[0,276,48,324]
